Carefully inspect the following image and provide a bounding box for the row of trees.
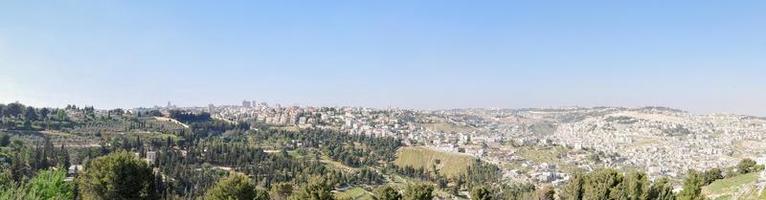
[555,165,765,200]
[3,149,433,200]
[560,169,677,200]
[555,159,764,200]
[0,103,73,130]
[248,128,402,166]
[1,146,758,200]
[206,174,437,200]
[168,110,211,123]
[86,121,404,198]
[3,138,70,183]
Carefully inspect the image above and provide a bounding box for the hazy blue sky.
[1,1,765,115]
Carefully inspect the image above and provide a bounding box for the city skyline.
[2,1,765,115]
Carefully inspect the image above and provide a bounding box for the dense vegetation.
[0,102,764,199]
[0,103,407,199]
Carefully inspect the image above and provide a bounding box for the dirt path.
[154,117,190,128]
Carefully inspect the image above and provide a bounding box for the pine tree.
[290,177,335,200]
[561,173,584,200]
[677,170,705,200]
[622,171,650,200]
[78,151,158,199]
[649,177,676,200]
[403,183,433,200]
[470,185,492,200]
[374,185,402,200]
[205,173,269,200]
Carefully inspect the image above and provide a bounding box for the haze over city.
[2,1,765,115]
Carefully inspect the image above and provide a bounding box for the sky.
[1,1,765,115]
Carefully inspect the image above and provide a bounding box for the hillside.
[394,146,475,178]
[703,172,766,200]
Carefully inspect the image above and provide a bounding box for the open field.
[321,155,359,172]
[394,146,475,177]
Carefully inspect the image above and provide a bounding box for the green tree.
[0,169,10,188]
[470,185,493,200]
[270,182,294,200]
[676,170,705,200]
[23,106,37,121]
[503,183,536,200]
[205,173,269,200]
[0,168,73,200]
[254,190,270,200]
[55,109,67,121]
[737,158,757,174]
[39,108,50,120]
[583,168,622,200]
[374,185,402,200]
[0,134,10,147]
[22,120,32,129]
[621,171,650,200]
[0,182,28,199]
[78,151,157,200]
[5,103,23,119]
[290,177,335,200]
[561,173,584,200]
[702,168,722,185]
[403,183,433,200]
[648,177,676,200]
[27,168,74,200]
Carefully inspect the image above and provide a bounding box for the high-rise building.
[242,100,252,107]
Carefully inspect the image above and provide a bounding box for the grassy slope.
[394,146,474,178]
[703,172,764,200]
